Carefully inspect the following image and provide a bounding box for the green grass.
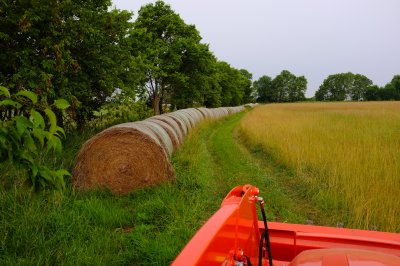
[1,112,313,265]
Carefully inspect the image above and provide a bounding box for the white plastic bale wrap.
[186,108,204,123]
[113,122,163,148]
[196,108,213,119]
[151,115,184,144]
[146,118,180,148]
[163,113,189,136]
[169,112,192,132]
[175,110,196,128]
[136,121,174,157]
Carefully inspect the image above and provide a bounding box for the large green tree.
[270,70,307,102]
[315,73,373,101]
[213,61,247,106]
[253,75,273,103]
[132,1,215,114]
[0,0,139,127]
[239,69,254,103]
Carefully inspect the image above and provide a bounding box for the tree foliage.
[254,75,273,103]
[133,1,207,114]
[365,75,400,101]
[315,73,373,101]
[131,1,253,113]
[0,0,141,128]
[254,70,307,103]
[0,87,70,191]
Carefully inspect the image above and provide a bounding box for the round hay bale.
[196,108,211,119]
[179,110,198,126]
[226,107,236,114]
[203,108,215,119]
[151,115,184,144]
[219,108,229,116]
[113,122,162,146]
[146,118,180,149]
[72,127,174,194]
[164,113,189,136]
[175,110,196,128]
[136,121,174,156]
[186,108,204,123]
[173,111,194,130]
[213,108,223,118]
[208,109,217,119]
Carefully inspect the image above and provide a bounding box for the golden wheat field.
[239,102,400,232]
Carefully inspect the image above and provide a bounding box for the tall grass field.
[238,102,400,232]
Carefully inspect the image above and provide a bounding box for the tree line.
[315,73,400,101]
[254,72,400,103]
[0,0,253,129]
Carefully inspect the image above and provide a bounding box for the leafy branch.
[0,86,70,191]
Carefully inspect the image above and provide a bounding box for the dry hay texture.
[72,105,249,194]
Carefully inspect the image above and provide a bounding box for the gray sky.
[112,0,400,97]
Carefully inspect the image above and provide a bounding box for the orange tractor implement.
[172,184,400,266]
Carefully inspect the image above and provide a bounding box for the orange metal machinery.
[172,184,400,266]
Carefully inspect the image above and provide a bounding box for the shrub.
[0,86,70,191]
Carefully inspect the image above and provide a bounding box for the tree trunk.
[152,94,161,115]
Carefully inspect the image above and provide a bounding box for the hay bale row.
[72,105,249,194]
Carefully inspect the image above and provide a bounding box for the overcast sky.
[112,0,399,97]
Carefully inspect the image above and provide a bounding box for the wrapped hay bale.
[136,121,174,156]
[174,111,194,129]
[175,110,196,128]
[219,107,229,116]
[72,125,174,194]
[146,118,180,148]
[185,108,204,123]
[164,113,189,136]
[213,108,224,118]
[208,109,218,119]
[196,107,212,119]
[151,115,184,144]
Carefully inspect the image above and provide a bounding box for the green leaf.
[20,150,34,164]
[24,133,37,152]
[46,134,62,154]
[55,169,69,191]
[0,99,22,109]
[52,135,62,154]
[44,108,57,133]
[16,90,38,104]
[53,99,70,110]
[31,162,38,177]
[32,128,45,147]
[39,167,53,182]
[15,116,32,136]
[0,86,10,98]
[55,126,65,138]
[56,169,71,177]
[30,109,45,129]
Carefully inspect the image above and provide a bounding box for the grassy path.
[1,112,320,265]
[202,112,318,223]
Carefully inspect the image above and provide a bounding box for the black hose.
[258,201,273,266]
[258,231,266,266]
